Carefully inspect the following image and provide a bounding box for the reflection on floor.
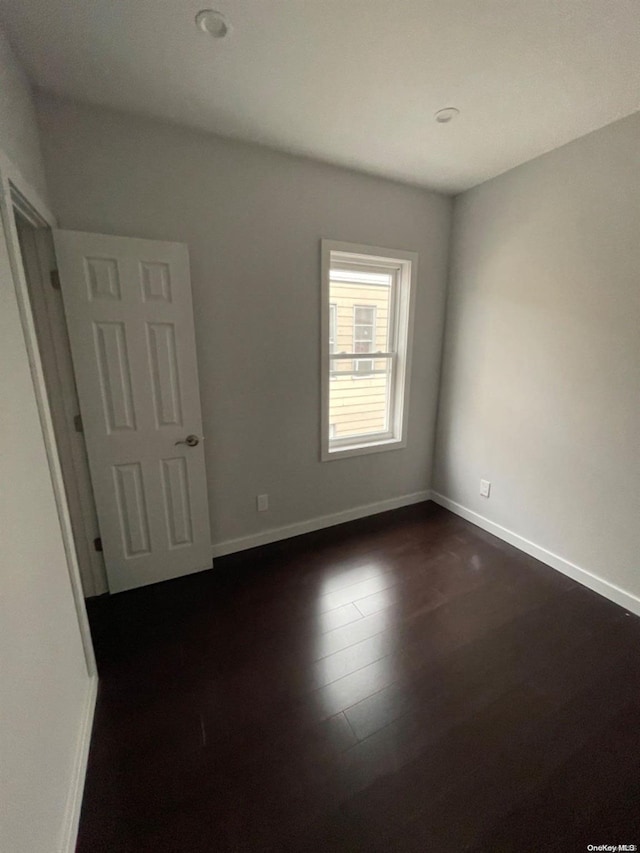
[81,502,640,852]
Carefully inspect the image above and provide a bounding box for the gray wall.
[36,94,452,549]
[0,27,48,201]
[434,112,640,603]
[0,28,91,853]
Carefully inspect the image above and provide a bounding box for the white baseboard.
[211,490,431,558]
[59,674,98,853]
[430,491,640,618]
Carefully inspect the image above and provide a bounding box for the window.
[321,241,417,460]
[353,305,376,374]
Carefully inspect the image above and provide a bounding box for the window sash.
[330,265,398,342]
[329,353,396,441]
[328,266,397,443]
[329,303,337,354]
[329,353,394,376]
[329,352,394,360]
[329,268,393,285]
[330,352,394,371]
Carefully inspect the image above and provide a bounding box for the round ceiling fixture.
[195,10,231,38]
[434,107,460,124]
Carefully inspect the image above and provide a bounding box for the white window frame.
[329,303,337,355]
[320,240,417,461]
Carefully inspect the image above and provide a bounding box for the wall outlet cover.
[480,479,491,498]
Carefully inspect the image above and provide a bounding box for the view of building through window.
[329,271,393,439]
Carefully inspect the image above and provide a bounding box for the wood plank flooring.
[80,502,640,852]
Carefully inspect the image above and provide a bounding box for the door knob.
[175,434,201,447]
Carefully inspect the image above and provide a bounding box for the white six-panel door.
[53,230,212,593]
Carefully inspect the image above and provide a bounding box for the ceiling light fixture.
[434,107,460,124]
[195,10,231,39]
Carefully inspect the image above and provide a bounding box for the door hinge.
[73,413,83,433]
[50,269,61,290]
[94,537,103,553]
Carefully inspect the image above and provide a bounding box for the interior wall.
[434,112,640,606]
[0,26,48,201]
[36,93,452,550]
[0,28,93,853]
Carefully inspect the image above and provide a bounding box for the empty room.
[1,1,639,851]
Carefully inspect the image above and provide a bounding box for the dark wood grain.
[79,502,640,852]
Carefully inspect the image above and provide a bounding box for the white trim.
[430,491,640,618]
[320,435,405,460]
[14,212,107,598]
[212,490,431,558]
[0,167,97,675]
[0,148,55,225]
[58,675,97,853]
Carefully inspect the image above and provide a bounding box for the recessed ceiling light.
[195,10,231,39]
[434,107,460,124]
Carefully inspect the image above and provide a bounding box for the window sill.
[321,436,406,461]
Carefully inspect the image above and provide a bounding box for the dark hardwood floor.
[80,502,640,852]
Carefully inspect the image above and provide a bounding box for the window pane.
[354,305,375,324]
[329,276,393,354]
[328,362,392,440]
[354,326,374,341]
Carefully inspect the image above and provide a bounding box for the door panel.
[147,322,183,426]
[54,230,212,592]
[161,457,194,547]
[94,321,137,431]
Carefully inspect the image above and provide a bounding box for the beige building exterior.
[329,281,391,439]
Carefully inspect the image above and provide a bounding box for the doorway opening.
[8,193,213,596]
[12,200,107,597]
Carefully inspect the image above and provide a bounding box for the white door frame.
[15,210,108,598]
[0,163,96,677]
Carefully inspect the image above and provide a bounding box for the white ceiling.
[2,0,639,193]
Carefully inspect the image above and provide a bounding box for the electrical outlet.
[257,494,269,512]
[480,479,491,498]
